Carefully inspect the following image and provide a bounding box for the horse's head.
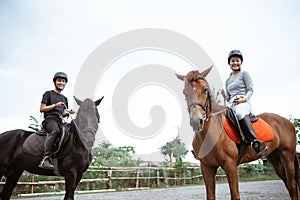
[176,66,213,133]
[74,96,104,150]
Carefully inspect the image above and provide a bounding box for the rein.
[207,107,230,118]
[189,100,228,120]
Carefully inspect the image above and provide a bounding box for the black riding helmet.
[53,72,68,83]
[228,50,243,64]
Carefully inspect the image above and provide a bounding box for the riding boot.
[39,130,58,169]
[239,115,267,156]
[38,156,54,170]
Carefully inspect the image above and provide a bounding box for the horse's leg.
[63,171,77,200]
[280,150,298,200]
[75,173,83,188]
[267,150,287,183]
[222,161,240,200]
[201,164,218,200]
[268,149,298,200]
[0,169,3,181]
[0,169,23,200]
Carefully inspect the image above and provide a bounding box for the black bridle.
[188,101,210,120]
[185,77,212,120]
[186,77,229,120]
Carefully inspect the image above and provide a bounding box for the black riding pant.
[42,116,62,157]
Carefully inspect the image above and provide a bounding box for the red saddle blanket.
[222,115,274,144]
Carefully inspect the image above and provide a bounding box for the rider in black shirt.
[38,72,74,169]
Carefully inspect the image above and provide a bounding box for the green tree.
[92,141,137,167]
[290,117,300,131]
[160,136,188,162]
[160,141,173,162]
[290,116,300,136]
[28,116,41,131]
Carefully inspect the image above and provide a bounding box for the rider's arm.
[242,71,253,101]
[40,102,64,113]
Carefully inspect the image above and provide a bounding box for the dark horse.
[176,66,300,200]
[0,96,104,200]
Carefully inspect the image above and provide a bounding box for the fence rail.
[0,166,227,195]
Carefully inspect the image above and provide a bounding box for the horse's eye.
[204,88,208,94]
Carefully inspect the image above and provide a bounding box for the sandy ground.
[15,180,290,200]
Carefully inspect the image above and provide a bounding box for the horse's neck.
[210,100,226,113]
[194,115,224,159]
[192,99,226,159]
[194,100,224,147]
[73,116,96,151]
[74,114,95,129]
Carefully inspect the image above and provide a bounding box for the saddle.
[224,109,274,144]
[22,123,73,159]
[223,109,274,164]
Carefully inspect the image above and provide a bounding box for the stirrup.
[259,145,268,157]
[38,156,54,170]
[251,141,268,157]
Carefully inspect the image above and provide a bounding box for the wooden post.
[174,170,177,186]
[136,169,139,188]
[107,168,112,189]
[156,169,160,187]
[31,174,34,193]
[191,168,195,184]
[164,169,168,186]
[183,170,186,185]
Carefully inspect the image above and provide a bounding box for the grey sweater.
[225,71,253,102]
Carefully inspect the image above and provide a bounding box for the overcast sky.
[1,0,299,161]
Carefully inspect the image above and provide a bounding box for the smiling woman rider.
[225,50,267,156]
[38,72,74,169]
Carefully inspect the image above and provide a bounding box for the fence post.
[183,170,186,185]
[174,170,177,186]
[107,168,112,189]
[156,169,160,187]
[136,168,139,188]
[191,168,195,184]
[163,169,168,186]
[31,174,34,193]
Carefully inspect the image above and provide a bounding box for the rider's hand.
[55,102,65,107]
[234,97,246,105]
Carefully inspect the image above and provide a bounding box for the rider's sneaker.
[252,141,268,157]
[38,157,54,170]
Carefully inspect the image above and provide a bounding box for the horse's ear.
[176,73,185,81]
[74,96,82,106]
[200,65,213,78]
[95,96,104,106]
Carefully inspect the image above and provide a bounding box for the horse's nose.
[190,115,204,132]
[197,118,204,132]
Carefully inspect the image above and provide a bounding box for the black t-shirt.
[41,90,68,118]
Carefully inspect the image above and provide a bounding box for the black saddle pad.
[22,132,45,157]
[22,124,71,157]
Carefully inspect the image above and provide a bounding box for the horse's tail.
[294,154,300,198]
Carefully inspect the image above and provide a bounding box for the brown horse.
[176,66,300,200]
